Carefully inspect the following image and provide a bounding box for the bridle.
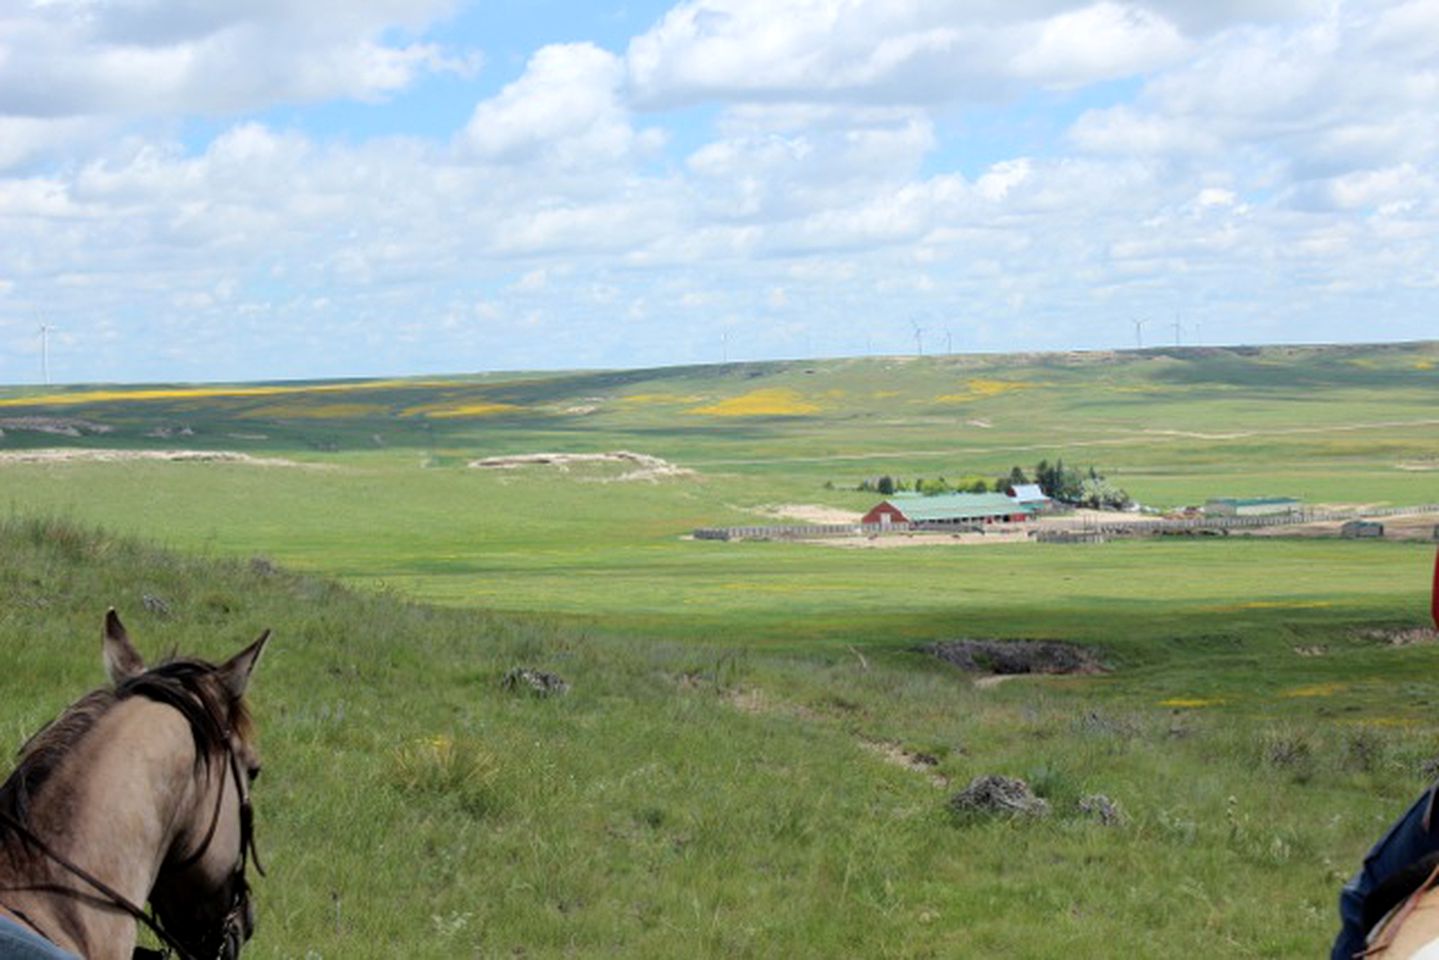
[0,732,263,960]
[155,741,265,960]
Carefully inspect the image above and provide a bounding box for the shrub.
[1260,728,1316,783]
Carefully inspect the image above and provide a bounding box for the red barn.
[862,501,910,526]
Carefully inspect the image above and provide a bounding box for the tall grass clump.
[388,734,504,818]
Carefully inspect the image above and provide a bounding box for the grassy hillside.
[2,342,1439,955]
[0,342,1435,650]
[2,516,1433,957]
[3,342,1438,505]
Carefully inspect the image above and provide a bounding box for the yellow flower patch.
[1279,682,1347,699]
[410,401,522,419]
[0,378,465,408]
[1158,697,1226,708]
[689,388,820,416]
[933,378,1034,404]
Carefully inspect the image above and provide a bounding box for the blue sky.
[1,0,1436,384]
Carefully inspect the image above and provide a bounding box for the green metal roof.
[885,492,1034,521]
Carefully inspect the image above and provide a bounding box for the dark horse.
[0,610,268,959]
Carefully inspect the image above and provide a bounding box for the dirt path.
[1246,510,1439,541]
[754,503,863,524]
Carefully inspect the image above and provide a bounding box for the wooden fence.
[693,504,1439,543]
[694,522,908,541]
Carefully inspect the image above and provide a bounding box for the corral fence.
[1356,503,1439,518]
[695,521,992,541]
[694,504,1439,543]
[1053,504,1439,540]
[694,522,912,541]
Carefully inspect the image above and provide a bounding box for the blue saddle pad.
[0,914,78,959]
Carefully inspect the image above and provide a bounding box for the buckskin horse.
[0,610,268,959]
[1332,550,1439,958]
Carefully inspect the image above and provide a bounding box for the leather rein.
[0,741,262,960]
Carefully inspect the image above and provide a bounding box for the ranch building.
[1009,483,1053,511]
[862,492,1035,527]
[1204,496,1302,518]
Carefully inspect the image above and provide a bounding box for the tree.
[1033,457,1086,504]
[1078,476,1132,510]
[877,475,895,495]
[1034,459,1052,495]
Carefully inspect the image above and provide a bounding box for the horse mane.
[0,657,250,834]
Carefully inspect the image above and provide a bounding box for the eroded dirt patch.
[858,739,950,788]
[468,450,694,482]
[0,449,314,467]
[754,503,863,525]
[0,417,112,437]
[1355,626,1439,646]
[920,639,1106,680]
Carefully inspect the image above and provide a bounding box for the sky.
[1,0,1436,384]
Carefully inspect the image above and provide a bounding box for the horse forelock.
[117,658,251,763]
[0,657,250,837]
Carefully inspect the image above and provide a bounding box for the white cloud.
[2,0,1438,381]
[463,44,643,167]
[1010,3,1188,87]
[626,0,1321,107]
[510,268,551,293]
[0,1,465,131]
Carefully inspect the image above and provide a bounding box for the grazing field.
[2,342,1439,956]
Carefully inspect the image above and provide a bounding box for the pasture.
[3,342,1439,956]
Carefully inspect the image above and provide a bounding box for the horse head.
[0,610,271,960]
[103,610,270,960]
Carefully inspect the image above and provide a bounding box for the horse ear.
[217,630,271,700]
[103,608,146,685]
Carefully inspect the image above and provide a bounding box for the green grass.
[3,342,1439,955]
[2,516,1434,957]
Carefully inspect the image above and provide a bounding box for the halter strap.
[174,752,229,871]
[175,749,264,878]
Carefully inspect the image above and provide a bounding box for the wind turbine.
[911,319,924,357]
[39,322,55,386]
[1132,317,1148,349]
